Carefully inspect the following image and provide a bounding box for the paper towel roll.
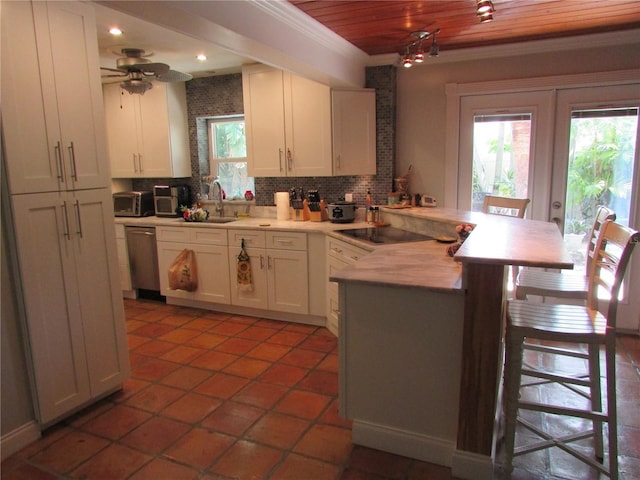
[275,191,290,220]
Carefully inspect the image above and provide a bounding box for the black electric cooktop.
[336,227,433,245]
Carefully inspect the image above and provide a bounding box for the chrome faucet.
[210,177,224,217]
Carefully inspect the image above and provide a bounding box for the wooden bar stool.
[503,220,639,479]
[515,205,616,301]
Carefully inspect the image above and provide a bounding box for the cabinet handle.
[73,200,83,238]
[268,255,272,269]
[54,141,64,182]
[331,247,343,254]
[68,142,78,181]
[132,154,138,173]
[287,148,293,171]
[278,149,283,171]
[275,239,294,245]
[260,254,264,269]
[61,201,71,240]
[336,154,341,170]
[138,153,143,173]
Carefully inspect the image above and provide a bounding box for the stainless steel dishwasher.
[126,226,160,291]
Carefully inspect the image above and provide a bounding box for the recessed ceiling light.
[196,54,207,61]
[109,27,123,36]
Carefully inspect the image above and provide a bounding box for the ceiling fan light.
[414,49,425,63]
[120,78,153,95]
[402,54,413,68]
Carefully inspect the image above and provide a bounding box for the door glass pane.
[471,114,532,211]
[563,107,638,270]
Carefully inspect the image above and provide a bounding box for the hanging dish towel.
[237,239,253,292]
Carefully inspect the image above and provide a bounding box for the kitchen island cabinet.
[331,210,571,480]
[103,82,191,178]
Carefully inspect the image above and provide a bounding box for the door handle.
[552,201,562,209]
[61,201,71,239]
[74,200,83,238]
[68,142,78,181]
[278,149,283,172]
[54,141,65,182]
[552,217,562,226]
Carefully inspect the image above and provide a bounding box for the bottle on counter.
[366,189,372,206]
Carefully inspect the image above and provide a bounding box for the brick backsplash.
[132,66,397,207]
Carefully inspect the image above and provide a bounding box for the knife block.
[291,199,310,221]
[309,200,328,222]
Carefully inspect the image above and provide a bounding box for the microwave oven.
[153,185,190,217]
[113,191,154,217]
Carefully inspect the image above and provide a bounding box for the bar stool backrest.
[482,195,530,218]
[587,220,640,328]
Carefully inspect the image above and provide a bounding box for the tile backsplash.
[132,65,397,208]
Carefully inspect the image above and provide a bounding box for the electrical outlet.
[345,193,353,202]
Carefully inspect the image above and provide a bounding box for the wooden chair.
[482,195,531,286]
[503,220,640,479]
[482,195,530,218]
[515,206,616,301]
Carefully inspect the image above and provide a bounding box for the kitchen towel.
[275,191,290,221]
[236,239,253,292]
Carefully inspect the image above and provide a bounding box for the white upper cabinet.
[103,82,192,178]
[332,89,377,176]
[243,64,332,177]
[1,1,109,194]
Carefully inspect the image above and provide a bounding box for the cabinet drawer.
[157,226,227,245]
[327,237,368,264]
[228,229,266,248]
[267,231,307,251]
[192,228,227,246]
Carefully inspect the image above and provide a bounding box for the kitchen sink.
[206,217,237,223]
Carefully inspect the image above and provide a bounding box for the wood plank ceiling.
[288,0,640,56]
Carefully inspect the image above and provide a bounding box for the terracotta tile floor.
[2,298,639,480]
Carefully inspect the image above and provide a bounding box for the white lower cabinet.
[156,227,230,304]
[114,224,132,291]
[326,236,370,336]
[10,189,129,425]
[228,229,309,315]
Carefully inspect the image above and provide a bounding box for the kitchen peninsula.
[330,207,572,480]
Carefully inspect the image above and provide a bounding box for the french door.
[455,81,640,331]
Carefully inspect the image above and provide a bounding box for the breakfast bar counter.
[330,208,572,480]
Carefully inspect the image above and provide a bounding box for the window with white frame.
[208,115,254,200]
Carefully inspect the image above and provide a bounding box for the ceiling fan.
[101,48,193,95]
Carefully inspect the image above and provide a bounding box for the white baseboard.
[1,421,40,460]
[451,449,494,480]
[352,419,454,467]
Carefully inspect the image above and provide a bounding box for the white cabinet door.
[103,82,191,178]
[70,190,129,395]
[332,89,377,176]
[10,189,128,424]
[103,85,140,177]
[267,248,309,315]
[2,1,108,194]
[158,242,231,304]
[286,74,332,177]
[228,245,270,310]
[243,67,287,177]
[243,65,332,177]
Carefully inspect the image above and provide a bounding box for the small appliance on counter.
[307,190,328,222]
[290,187,310,221]
[328,200,357,223]
[154,184,190,217]
[113,191,154,217]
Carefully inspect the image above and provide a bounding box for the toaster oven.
[113,191,154,217]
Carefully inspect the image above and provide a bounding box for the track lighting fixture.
[476,0,495,22]
[400,29,440,68]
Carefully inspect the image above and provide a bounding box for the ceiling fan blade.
[101,66,125,74]
[101,73,129,78]
[156,69,193,82]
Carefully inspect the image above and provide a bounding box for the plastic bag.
[168,249,198,292]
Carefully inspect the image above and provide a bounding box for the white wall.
[395,40,640,203]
